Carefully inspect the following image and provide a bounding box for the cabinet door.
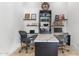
[35,42,58,56]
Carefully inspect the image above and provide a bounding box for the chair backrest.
[19,31,31,43]
[19,31,27,40]
[63,33,68,43]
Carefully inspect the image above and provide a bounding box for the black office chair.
[19,31,38,53]
[55,33,69,53]
[19,31,31,53]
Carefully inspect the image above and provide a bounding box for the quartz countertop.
[34,34,59,42]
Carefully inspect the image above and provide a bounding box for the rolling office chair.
[19,31,38,53]
[19,31,37,53]
[55,33,69,53]
[19,31,31,53]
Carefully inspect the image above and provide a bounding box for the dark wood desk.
[34,34,59,56]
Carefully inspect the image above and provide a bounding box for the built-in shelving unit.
[39,10,51,34]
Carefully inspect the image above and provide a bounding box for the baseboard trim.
[71,43,79,51]
[7,43,20,56]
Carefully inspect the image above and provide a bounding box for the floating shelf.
[24,19,36,20]
[26,24,38,26]
[51,25,64,27]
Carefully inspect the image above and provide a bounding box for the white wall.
[0,2,24,55]
[67,2,79,51]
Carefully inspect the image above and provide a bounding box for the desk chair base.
[19,46,28,53]
[19,45,34,53]
[59,45,70,53]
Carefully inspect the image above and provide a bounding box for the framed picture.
[25,13,30,20]
[31,14,36,20]
[55,15,59,21]
[59,14,64,20]
[55,15,59,19]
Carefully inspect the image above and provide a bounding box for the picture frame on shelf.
[31,14,36,20]
[55,15,59,21]
[59,14,64,20]
[24,13,30,20]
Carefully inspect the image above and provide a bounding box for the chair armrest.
[26,35,38,42]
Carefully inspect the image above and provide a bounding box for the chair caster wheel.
[62,51,64,53]
[31,47,33,50]
[19,50,21,53]
[67,50,69,52]
[26,51,28,53]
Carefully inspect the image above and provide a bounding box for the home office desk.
[34,34,59,56]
